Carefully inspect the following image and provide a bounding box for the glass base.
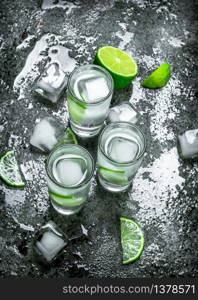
[51,199,83,215]
[70,121,103,138]
[98,175,130,192]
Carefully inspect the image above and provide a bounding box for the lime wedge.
[95,46,138,89]
[99,165,129,186]
[56,127,78,147]
[49,190,84,207]
[0,150,26,187]
[141,63,171,88]
[64,128,78,144]
[120,217,144,264]
[67,96,87,124]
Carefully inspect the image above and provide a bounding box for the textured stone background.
[0,0,197,278]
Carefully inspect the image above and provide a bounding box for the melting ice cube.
[35,63,67,103]
[54,156,87,186]
[42,0,71,10]
[108,137,139,163]
[49,45,76,74]
[30,116,65,152]
[107,102,139,124]
[35,221,67,262]
[178,129,198,159]
[76,74,109,102]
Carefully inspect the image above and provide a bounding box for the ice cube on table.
[108,137,139,163]
[77,75,109,102]
[178,129,198,159]
[107,102,139,124]
[36,231,66,262]
[35,221,67,262]
[54,157,86,186]
[30,116,65,152]
[35,63,67,103]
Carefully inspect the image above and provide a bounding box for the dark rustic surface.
[0,0,197,278]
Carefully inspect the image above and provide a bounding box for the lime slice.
[141,63,171,88]
[120,217,144,264]
[95,46,138,89]
[99,165,129,186]
[56,127,78,147]
[0,150,26,187]
[67,96,87,124]
[49,190,84,207]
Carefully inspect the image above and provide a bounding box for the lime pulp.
[141,63,171,88]
[95,46,138,89]
[0,150,26,187]
[120,217,144,264]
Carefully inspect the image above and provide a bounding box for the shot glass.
[46,144,94,215]
[67,64,114,138]
[97,122,146,192]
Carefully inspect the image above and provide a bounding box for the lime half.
[0,150,26,187]
[141,63,171,88]
[95,46,138,89]
[67,96,87,124]
[99,166,129,186]
[120,217,144,264]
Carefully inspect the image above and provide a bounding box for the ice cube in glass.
[78,76,109,102]
[54,156,87,187]
[108,137,139,163]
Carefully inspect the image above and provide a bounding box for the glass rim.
[67,64,114,106]
[46,144,95,189]
[98,122,146,166]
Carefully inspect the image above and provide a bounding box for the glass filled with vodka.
[97,122,146,192]
[67,64,114,137]
[46,144,94,215]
